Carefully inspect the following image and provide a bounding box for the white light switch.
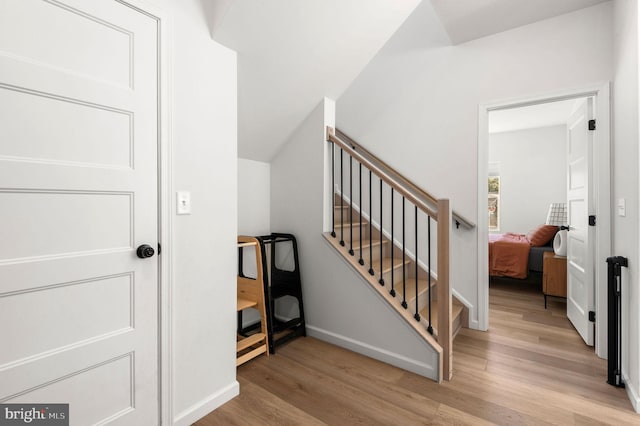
[177,191,191,215]
[618,198,626,217]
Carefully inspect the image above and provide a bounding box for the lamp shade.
[545,203,567,227]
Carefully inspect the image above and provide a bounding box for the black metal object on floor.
[258,233,306,354]
[606,256,627,388]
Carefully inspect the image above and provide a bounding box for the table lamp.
[546,203,568,256]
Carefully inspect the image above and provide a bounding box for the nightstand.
[543,251,567,308]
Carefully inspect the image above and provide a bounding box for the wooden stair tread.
[394,278,435,301]
[237,297,258,311]
[452,302,464,318]
[335,240,384,250]
[237,332,267,352]
[348,239,389,249]
[420,300,464,329]
[334,222,366,228]
[371,257,411,274]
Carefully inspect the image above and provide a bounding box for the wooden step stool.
[236,236,269,366]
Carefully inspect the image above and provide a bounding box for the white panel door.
[566,98,595,346]
[0,0,159,424]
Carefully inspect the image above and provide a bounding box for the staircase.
[324,127,472,382]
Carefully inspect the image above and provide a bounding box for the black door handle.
[137,244,155,259]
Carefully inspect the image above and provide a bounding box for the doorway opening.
[477,84,611,359]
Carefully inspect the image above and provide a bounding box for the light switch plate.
[177,191,191,215]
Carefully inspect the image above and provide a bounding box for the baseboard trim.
[623,373,640,413]
[172,380,239,426]
[468,319,481,330]
[306,325,438,381]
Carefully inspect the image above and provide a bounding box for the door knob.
[137,244,155,259]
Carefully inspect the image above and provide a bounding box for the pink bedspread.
[489,233,531,279]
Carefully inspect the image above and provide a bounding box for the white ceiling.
[212,0,421,161]
[429,0,610,45]
[209,0,609,161]
[489,99,583,134]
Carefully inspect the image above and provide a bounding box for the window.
[488,176,500,231]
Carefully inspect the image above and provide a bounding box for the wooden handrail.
[329,127,475,230]
[327,128,437,220]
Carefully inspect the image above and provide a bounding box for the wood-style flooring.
[196,280,638,425]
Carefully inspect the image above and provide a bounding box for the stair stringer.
[321,234,443,382]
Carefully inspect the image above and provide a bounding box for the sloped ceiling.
[209,0,610,161]
[430,0,610,45]
[211,0,421,161]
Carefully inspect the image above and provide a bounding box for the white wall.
[238,158,271,236]
[613,0,640,412]
[144,0,239,424]
[337,2,613,329]
[488,125,567,234]
[237,158,270,327]
[213,0,421,162]
[270,98,440,380]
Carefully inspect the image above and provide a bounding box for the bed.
[489,225,558,280]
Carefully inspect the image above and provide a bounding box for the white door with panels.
[566,98,595,346]
[0,0,159,424]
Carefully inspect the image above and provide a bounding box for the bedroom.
[487,97,591,335]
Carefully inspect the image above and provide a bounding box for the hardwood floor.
[196,281,638,425]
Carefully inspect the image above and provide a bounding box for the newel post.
[436,198,452,381]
